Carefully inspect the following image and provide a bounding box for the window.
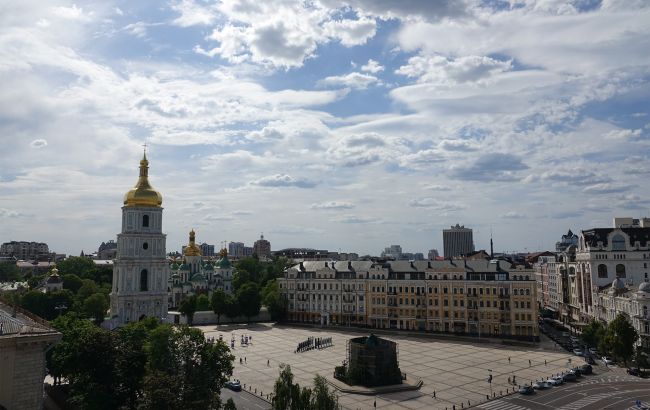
[612,234,626,251]
[598,264,608,278]
[140,269,148,291]
[142,214,149,227]
[142,242,148,250]
[616,264,626,278]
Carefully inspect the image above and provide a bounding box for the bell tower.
[109,150,169,325]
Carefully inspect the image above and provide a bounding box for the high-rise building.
[443,224,474,258]
[228,241,245,258]
[109,152,169,327]
[199,242,215,257]
[253,234,271,258]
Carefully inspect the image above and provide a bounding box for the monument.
[335,334,402,387]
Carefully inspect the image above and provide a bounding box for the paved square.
[198,324,575,410]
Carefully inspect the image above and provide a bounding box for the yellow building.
[279,260,538,340]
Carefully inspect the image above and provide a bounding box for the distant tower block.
[443,224,475,258]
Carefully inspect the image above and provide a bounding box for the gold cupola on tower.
[183,229,202,257]
[123,151,163,207]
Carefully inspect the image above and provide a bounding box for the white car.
[573,349,584,356]
[533,381,552,390]
[589,347,598,355]
[546,376,563,386]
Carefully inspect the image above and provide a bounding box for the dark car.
[226,381,241,391]
[519,385,535,395]
[579,364,593,375]
[572,367,582,377]
[627,367,641,376]
[562,372,577,382]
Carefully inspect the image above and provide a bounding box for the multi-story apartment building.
[279,259,538,340]
[253,234,271,258]
[593,280,650,351]
[443,224,475,258]
[228,241,245,258]
[570,218,650,327]
[0,241,51,261]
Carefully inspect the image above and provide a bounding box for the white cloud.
[51,4,93,22]
[361,59,384,73]
[323,17,376,47]
[250,174,317,188]
[30,139,47,148]
[501,211,527,219]
[311,201,355,210]
[171,0,218,27]
[318,72,379,89]
[408,197,466,212]
[396,55,512,85]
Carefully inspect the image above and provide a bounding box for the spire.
[124,148,162,207]
[490,228,494,259]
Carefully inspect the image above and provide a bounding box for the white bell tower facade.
[109,152,169,325]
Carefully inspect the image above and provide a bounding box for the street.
[221,388,270,410]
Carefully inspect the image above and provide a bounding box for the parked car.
[571,367,583,377]
[226,381,241,391]
[533,381,552,390]
[627,367,641,376]
[573,348,584,356]
[519,385,535,395]
[589,347,598,355]
[562,372,577,382]
[548,376,564,386]
[580,364,593,375]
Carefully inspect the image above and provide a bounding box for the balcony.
[499,294,510,299]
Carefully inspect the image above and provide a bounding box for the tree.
[581,320,606,348]
[83,292,108,324]
[20,290,51,319]
[273,363,297,410]
[224,294,239,321]
[224,398,237,410]
[0,263,21,282]
[311,375,338,410]
[262,280,287,321]
[635,345,649,372]
[196,293,210,311]
[602,313,638,365]
[236,282,261,322]
[57,256,97,281]
[211,289,227,324]
[233,257,264,291]
[62,273,83,294]
[179,295,198,325]
[76,279,100,306]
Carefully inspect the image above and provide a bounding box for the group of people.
[240,334,252,346]
[295,336,333,353]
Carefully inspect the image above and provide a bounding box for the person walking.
[508,357,511,364]
[267,359,270,366]
[528,359,531,366]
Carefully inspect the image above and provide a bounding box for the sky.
[1,0,649,257]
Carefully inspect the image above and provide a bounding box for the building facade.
[443,224,475,258]
[279,260,538,340]
[109,153,169,326]
[0,241,50,261]
[253,234,271,259]
[0,301,61,410]
[168,231,233,308]
[593,280,650,351]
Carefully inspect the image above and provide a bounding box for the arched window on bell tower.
[142,214,149,227]
[140,269,148,291]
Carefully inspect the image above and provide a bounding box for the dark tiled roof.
[0,301,58,336]
[582,228,650,247]
[290,259,517,274]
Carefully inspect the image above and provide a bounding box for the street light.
[55,304,67,317]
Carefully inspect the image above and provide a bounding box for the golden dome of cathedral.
[183,229,202,257]
[123,152,163,207]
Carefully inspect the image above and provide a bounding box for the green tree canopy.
[601,313,638,365]
[196,293,210,311]
[83,292,108,324]
[179,295,198,325]
[62,273,83,294]
[0,263,21,282]
[311,375,338,410]
[224,294,239,320]
[211,289,227,324]
[581,320,606,348]
[224,398,237,410]
[57,256,97,280]
[236,282,261,322]
[262,280,287,321]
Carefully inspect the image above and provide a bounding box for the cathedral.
[168,230,233,308]
[109,151,169,326]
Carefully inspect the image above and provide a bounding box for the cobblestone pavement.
[199,324,577,410]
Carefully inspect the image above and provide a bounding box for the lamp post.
[55,304,67,317]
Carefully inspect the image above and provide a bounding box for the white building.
[109,152,169,326]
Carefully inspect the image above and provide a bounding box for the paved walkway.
[198,324,576,410]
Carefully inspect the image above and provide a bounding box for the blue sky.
[1,0,649,256]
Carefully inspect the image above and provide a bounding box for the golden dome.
[184,229,202,257]
[123,152,163,207]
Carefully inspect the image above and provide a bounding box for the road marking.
[477,400,530,410]
[556,392,612,410]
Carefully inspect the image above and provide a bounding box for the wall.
[167,307,271,325]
